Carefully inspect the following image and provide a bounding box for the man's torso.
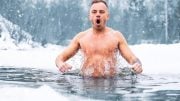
[78,28,120,77]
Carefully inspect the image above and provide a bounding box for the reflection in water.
[0,67,180,101]
[67,76,138,100]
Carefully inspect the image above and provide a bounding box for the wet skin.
[55,2,143,77]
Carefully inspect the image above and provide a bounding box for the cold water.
[1,0,180,101]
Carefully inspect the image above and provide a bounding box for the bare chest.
[80,35,118,55]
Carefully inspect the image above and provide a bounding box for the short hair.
[91,0,108,8]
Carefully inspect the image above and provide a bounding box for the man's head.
[91,0,108,8]
[89,0,109,30]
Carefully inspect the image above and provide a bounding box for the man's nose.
[96,12,100,18]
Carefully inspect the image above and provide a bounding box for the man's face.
[89,2,109,30]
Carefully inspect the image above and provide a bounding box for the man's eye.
[92,11,97,13]
[100,11,105,13]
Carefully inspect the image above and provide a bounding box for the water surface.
[1,67,180,101]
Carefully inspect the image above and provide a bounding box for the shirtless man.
[55,0,143,77]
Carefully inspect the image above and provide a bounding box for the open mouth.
[96,19,100,24]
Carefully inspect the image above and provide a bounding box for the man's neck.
[92,27,106,35]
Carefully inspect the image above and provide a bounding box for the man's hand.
[131,62,143,74]
[57,62,72,73]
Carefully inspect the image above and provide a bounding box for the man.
[55,0,143,77]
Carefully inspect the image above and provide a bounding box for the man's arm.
[55,34,80,73]
[117,32,143,74]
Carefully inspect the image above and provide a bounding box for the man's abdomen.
[81,58,117,77]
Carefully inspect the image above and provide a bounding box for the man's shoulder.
[81,28,92,34]
[76,29,91,37]
[108,27,123,36]
[73,29,91,41]
[107,28,126,43]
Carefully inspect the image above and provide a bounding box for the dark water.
[0,67,180,101]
